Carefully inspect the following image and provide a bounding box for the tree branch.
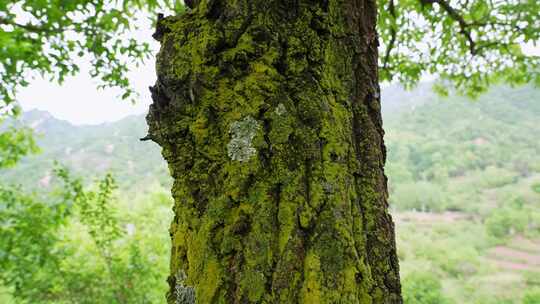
[0,16,53,33]
[382,0,397,72]
[420,0,477,55]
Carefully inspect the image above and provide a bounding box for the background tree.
[378,0,540,96]
[0,0,176,167]
[402,272,450,304]
[0,0,179,107]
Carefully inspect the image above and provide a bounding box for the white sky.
[19,62,157,125]
[18,18,159,125]
[18,28,540,125]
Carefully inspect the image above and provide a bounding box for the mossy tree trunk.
[146,0,401,303]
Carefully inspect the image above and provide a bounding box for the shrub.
[523,288,540,304]
[402,272,451,304]
[485,207,528,239]
[479,166,517,188]
[392,181,447,212]
[532,183,540,194]
[524,271,540,286]
[0,168,168,303]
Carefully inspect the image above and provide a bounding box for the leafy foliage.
[0,167,170,303]
[402,272,450,304]
[0,184,72,302]
[0,0,180,108]
[532,183,540,194]
[484,196,539,240]
[0,124,38,168]
[57,168,122,253]
[378,0,540,95]
[523,288,540,304]
[0,0,537,112]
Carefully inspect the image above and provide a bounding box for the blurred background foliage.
[0,84,539,303]
[0,165,172,303]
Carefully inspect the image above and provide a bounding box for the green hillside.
[384,85,540,303]
[1,111,171,191]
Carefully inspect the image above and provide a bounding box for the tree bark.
[146,0,402,303]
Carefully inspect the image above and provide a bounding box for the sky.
[18,17,159,126]
[19,60,157,125]
[18,27,540,125]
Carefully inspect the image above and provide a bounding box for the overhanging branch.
[382,0,398,72]
[0,16,54,33]
[420,0,477,55]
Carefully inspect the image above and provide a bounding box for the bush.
[524,271,540,286]
[485,196,539,240]
[392,181,447,211]
[440,247,479,277]
[0,169,168,303]
[386,163,415,186]
[532,183,540,194]
[485,207,528,239]
[479,166,517,188]
[403,272,451,304]
[523,288,540,304]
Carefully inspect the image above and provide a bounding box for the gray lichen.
[174,270,195,304]
[227,116,260,162]
[275,103,287,116]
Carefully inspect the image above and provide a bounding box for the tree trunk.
[146,0,401,303]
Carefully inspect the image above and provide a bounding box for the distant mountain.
[384,84,540,190]
[2,83,538,193]
[1,110,170,190]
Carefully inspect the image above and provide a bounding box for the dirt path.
[394,211,470,226]
[490,246,540,266]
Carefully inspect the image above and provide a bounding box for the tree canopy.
[0,0,179,113]
[379,0,540,96]
[0,0,538,110]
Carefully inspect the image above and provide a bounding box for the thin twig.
[420,0,477,55]
[382,0,398,71]
[0,16,57,33]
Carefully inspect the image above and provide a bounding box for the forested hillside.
[383,85,540,303]
[1,111,170,191]
[2,84,539,303]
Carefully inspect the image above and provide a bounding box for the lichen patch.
[275,103,287,116]
[174,270,195,304]
[227,116,260,162]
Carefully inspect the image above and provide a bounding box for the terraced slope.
[488,236,540,272]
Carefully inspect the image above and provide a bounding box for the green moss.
[239,269,266,301]
[277,197,297,254]
[299,252,322,303]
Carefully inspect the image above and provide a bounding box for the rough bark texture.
[146,0,402,303]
